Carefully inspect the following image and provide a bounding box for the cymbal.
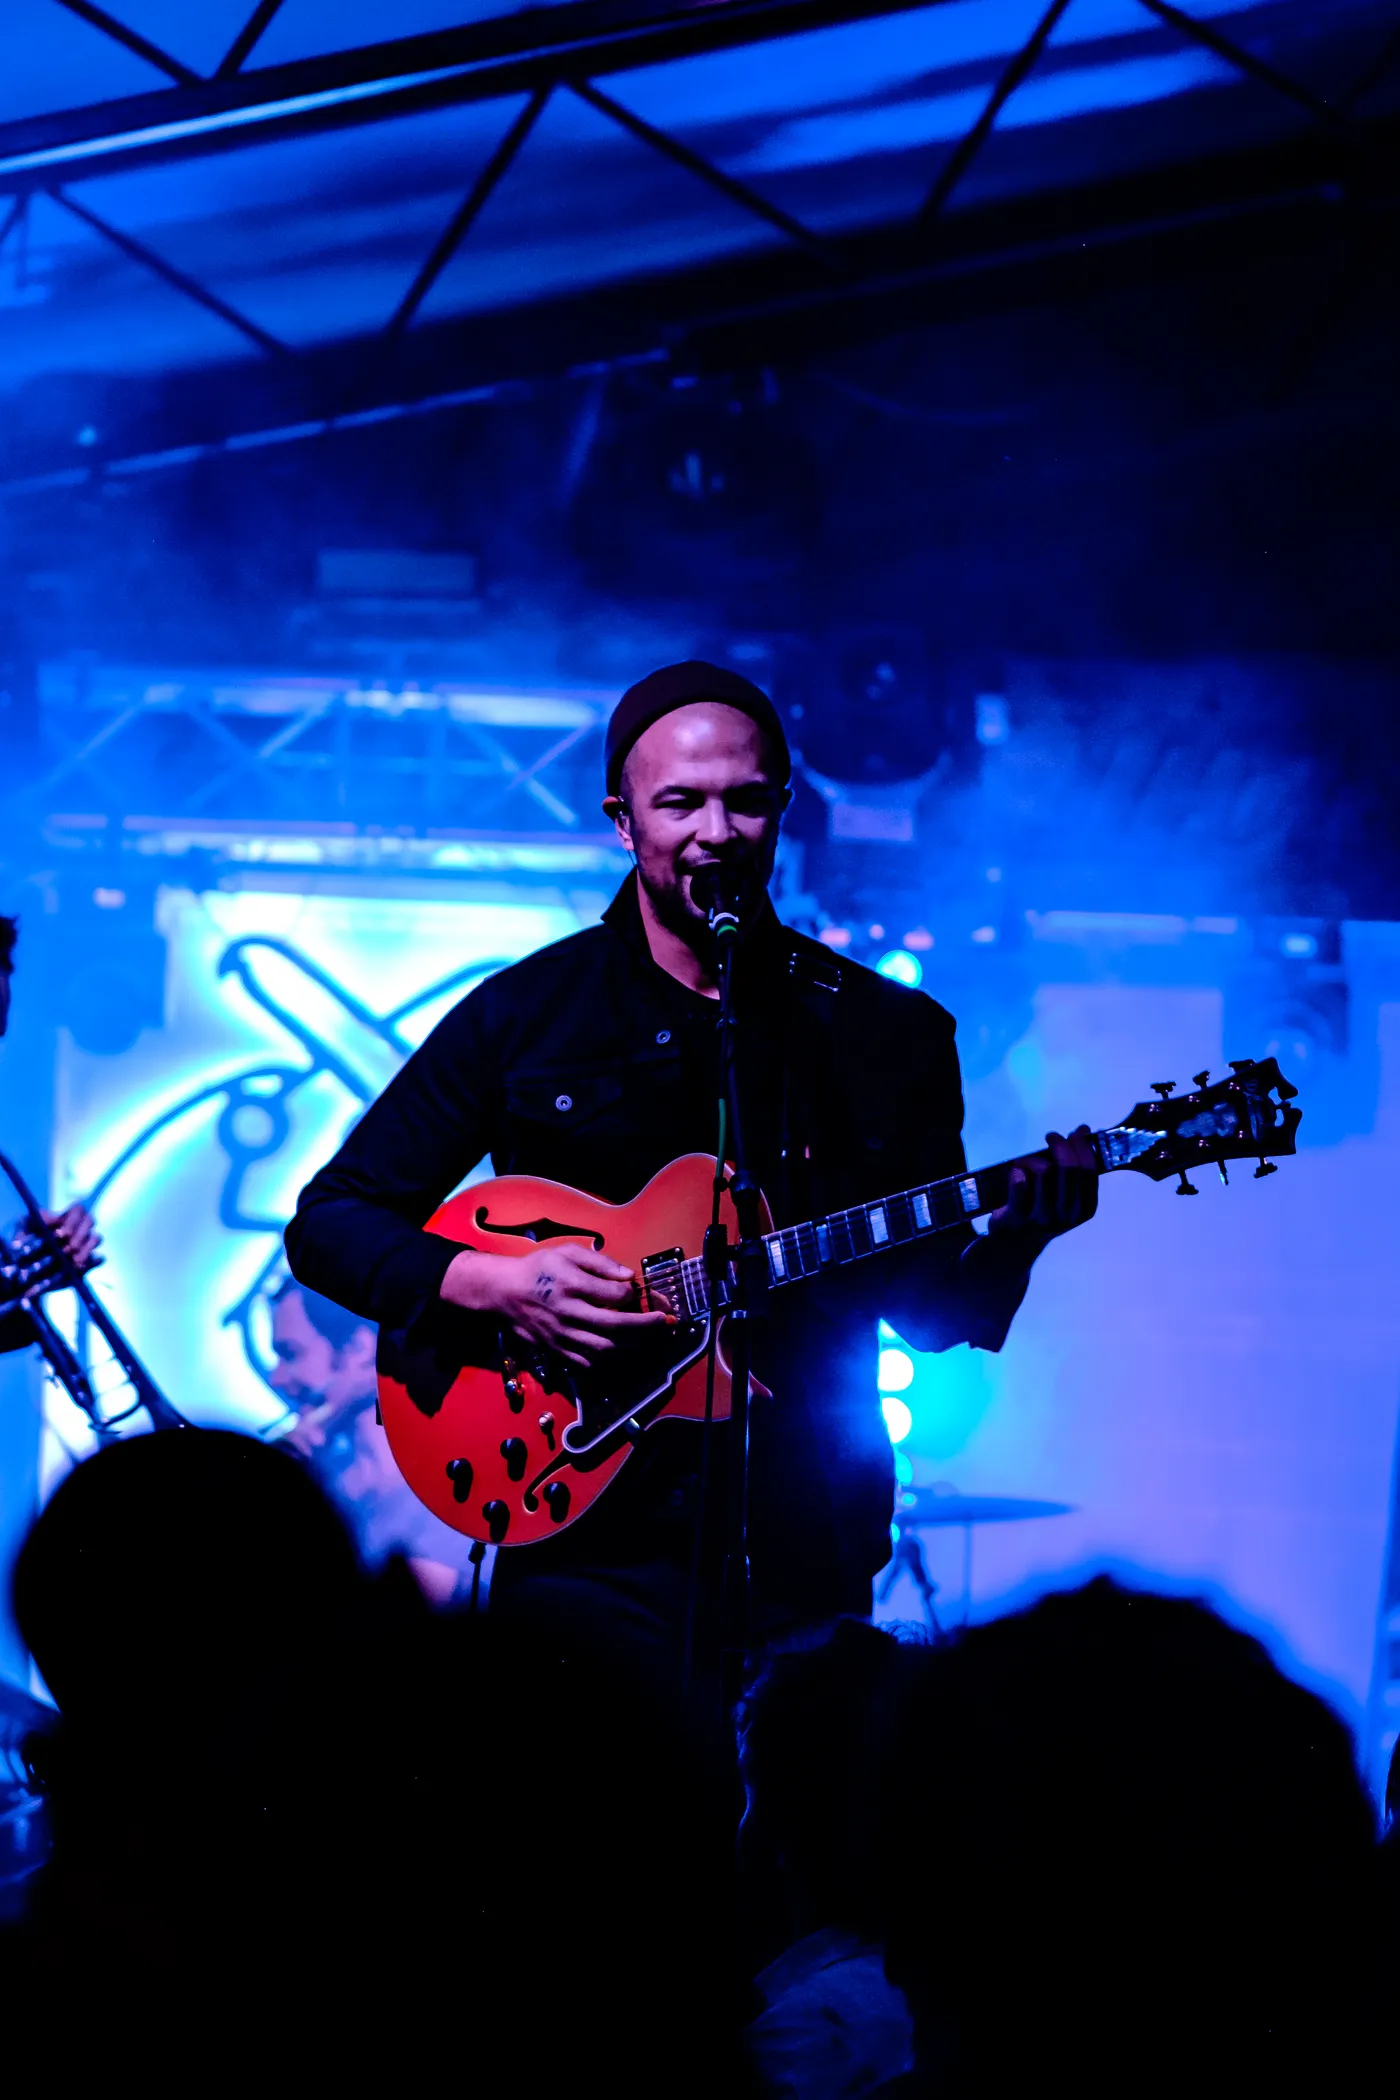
[894,1490,1074,1527]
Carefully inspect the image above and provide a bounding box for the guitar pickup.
[640,1246,684,1315]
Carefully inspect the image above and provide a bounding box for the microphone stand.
[707,897,768,1715]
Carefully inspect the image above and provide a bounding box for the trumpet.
[0,1150,189,1437]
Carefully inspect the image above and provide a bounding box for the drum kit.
[875,1486,1074,1636]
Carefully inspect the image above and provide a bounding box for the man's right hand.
[440,1243,673,1369]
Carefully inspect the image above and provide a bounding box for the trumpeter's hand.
[44,1204,103,1273]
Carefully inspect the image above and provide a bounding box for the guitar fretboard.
[649,1143,1107,1320]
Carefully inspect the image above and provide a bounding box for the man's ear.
[602,794,632,850]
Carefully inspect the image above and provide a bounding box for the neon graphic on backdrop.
[76,936,512,1401]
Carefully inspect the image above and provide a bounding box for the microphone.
[689,866,749,943]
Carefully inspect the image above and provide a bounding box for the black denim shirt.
[285,875,1032,1614]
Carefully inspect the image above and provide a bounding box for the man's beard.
[638,860,714,942]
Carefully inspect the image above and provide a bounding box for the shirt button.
[555,1094,573,1112]
[655,1030,671,1046]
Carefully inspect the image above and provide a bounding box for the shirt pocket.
[505,1069,626,1132]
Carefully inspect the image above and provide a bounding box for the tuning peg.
[1193,1070,1210,1089]
[1254,1160,1278,1179]
[1152,1081,1176,1101]
[1218,1162,1229,1186]
[1176,1170,1198,1195]
[1228,1059,1255,1074]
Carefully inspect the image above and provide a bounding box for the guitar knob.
[482,1499,510,1543]
[538,1412,556,1450]
[445,1458,473,1503]
[500,1437,527,1482]
[544,1481,571,1524]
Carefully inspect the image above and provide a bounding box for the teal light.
[876,1317,1000,1461]
[878,1346,914,1393]
[881,1395,913,1444]
[876,948,922,988]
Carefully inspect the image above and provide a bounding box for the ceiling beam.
[918,0,1073,229]
[216,0,289,80]
[3,114,1386,501]
[572,79,838,265]
[52,0,199,90]
[386,87,553,336]
[0,0,964,192]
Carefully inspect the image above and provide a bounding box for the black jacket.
[286,876,1032,1615]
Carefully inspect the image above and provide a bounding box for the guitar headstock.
[1098,1058,1301,1188]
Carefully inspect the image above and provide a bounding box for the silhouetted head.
[13,1428,361,1745]
[739,1617,916,1945]
[877,1576,1378,2094]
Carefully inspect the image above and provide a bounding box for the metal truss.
[0,0,1385,382]
[26,668,616,832]
[3,103,1391,503]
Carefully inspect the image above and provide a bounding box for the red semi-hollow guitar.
[378,1059,1299,1549]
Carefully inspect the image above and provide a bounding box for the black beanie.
[604,660,790,796]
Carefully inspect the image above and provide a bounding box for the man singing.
[286,663,1096,1662]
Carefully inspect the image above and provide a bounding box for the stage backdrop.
[43,886,1400,1772]
[44,878,593,1474]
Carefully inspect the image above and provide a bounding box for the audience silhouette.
[740,1620,919,2098]
[871,1576,1383,2097]
[6,1430,741,2092]
[2,1443,1392,2097]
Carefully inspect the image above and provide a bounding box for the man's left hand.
[988,1126,1098,1252]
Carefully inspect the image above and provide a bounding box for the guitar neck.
[667,1135,1119,1316]
[755,1146,1071,1290]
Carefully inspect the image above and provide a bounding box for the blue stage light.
[878,1345,914,1392]
[881,1395,913,1444]
[876,948,922,988]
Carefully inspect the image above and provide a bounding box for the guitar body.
[375,1054,1301,1551]
[377,1155,769,1548]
